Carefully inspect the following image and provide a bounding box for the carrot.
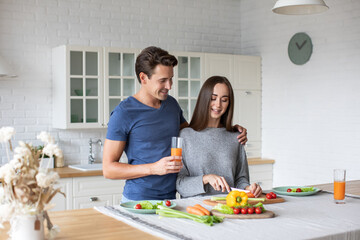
[186,206,205,216]
[193,204,210,216]
[246,192,255,198]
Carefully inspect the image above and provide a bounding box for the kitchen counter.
[54,158,275,178]
[1,180,359,240]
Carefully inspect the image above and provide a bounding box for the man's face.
[143,64,173,101]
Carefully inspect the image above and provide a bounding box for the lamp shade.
[272,0,329,15]
[0,55,17,78]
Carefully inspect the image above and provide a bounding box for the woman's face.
[209,83,230,123]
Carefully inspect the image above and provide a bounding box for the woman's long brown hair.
[189,76,234,132]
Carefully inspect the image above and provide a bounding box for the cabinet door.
[68,47,104,128]
[50,178,73,211]
[104,48,140,127]
[74,194,113,209]
[233,90,261,143]
[233,55,261,90]
[204,53,233,80]
[172,52,204,122]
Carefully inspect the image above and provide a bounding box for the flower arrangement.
[0,127,64,239]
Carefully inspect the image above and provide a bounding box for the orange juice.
[171,148,182,162]
[334,181,345,200]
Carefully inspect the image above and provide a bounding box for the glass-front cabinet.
[52,46,104,129]
[172,52,204,122]
[104,48,139,126]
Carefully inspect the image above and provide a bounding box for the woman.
[176,76,262,198]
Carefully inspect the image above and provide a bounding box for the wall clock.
[288,32,313,65]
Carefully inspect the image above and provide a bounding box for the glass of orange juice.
[171,137,183,162]
[333,169,346,204]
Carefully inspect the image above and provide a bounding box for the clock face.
[288,32,313,65]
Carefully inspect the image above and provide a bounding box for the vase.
[10,213,45,240]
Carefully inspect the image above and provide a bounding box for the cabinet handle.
[90,197,98,202]
[245,91,251,95]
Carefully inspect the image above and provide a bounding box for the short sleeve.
[106,107,130,141]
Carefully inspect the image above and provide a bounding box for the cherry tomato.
[266,193,273,199]
[287,188,292,192]
[270,192,277,199]
[247,207,254,214]
[255,207,262,214]
[165,200,171,207]
[233,208,240,214]
[241,208,248,214]
[296,188,302,192]
[134,204,142,209]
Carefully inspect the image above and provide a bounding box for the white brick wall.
[239,0,360,186]
[0,0,242,164]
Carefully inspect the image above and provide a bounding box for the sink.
[68,163,103,171]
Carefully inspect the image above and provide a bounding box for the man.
[103,46,248,201]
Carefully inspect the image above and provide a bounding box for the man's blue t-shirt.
[106,95,186,200]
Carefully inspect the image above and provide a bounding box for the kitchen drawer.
[51,178,73,211]
[73,194,113,209]
[73,176,124,197]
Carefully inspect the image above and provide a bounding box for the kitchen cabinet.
[52,46,139,129]
[171,51,204,121]
[50,176,124,211]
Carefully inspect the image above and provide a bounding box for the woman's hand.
[246,183,262,197]
[203,174,231,193]
[233,124,248,145]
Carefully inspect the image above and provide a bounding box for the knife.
[230,187,250,193]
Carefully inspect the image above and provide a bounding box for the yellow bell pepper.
[226,190,248,207]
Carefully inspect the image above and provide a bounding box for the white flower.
[36,171,59,188]
[14,143,32,158]
[37,131,55,144]
[42,144,63,158]
[9,158,22,170]
[0,127,15,143]
[0,163,17,184]
[0,203,14,221]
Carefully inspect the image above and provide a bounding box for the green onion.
[156,205,223,226]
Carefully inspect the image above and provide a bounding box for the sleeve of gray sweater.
[234,145,250,190]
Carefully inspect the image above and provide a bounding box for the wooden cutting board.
[211,210,275,219]
[203,194,285,206]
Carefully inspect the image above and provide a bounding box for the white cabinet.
[52,45,104,129]
[204,53,233,80]
[233,55,261,90]
[50,176,124,211]
[249,164,273,190]
[52,46,139,129]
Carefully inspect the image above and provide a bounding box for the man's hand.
[234,124,247,145]
[246,183,262,198]
[150,156,183,175]
[203,174,231,193]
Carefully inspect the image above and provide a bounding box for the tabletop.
[1,180,359,240]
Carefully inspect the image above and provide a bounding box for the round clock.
[288,32,313,65]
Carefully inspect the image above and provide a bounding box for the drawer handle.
[90,197,98,202]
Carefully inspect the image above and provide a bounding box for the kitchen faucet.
[88,138,102,164]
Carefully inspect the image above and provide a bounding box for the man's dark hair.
[135,46,178,83]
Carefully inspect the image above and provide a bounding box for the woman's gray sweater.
[176,127,250,198]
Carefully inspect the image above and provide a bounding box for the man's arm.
[102,139,183,180]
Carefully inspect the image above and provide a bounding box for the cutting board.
[203,194,285,206]
[211,210,275,219]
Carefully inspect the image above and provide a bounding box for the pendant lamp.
[0,55,17,78]
[272,0,329,15]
